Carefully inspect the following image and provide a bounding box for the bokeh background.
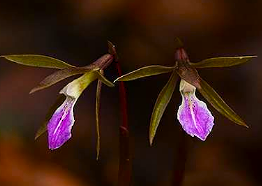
[0,0,261,185]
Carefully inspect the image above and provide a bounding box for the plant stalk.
[108,41,132,186]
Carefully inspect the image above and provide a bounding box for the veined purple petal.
[177,81,214,141]
[47,96,76,150]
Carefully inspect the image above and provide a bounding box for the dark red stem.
[114,53,132,186]
[108,41,132,186]
[115,61,129,130]
[172,130,187,186]
[172,45,189,186]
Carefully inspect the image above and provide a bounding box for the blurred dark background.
[0,0,261,185]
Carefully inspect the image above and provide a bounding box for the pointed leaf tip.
[174,37,184,49]
[107,41,116,54]
[107,41,115,50]
[149,71,178,145]
[190,56,257,68]
[149,137,154,146]
[2,55,74,69]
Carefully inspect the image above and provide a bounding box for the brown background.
[0,0,261,186]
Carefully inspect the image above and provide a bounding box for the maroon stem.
[113,54,132,186]
[172,46,189,186]
[115,62,129,130]
[172,130,187,186]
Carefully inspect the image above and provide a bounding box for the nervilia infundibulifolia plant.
[115,39,256,145]
[1,44,117,159]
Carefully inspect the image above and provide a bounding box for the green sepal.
[30,67,92,94]
[1,55,74,69]
[35,95,66,139]
[94,70,115,87]
[190,56,256,68]
[114,65,175,82]
[30,67,113,94]
[95,71,103,160]
[149,71,178,145]
[198,78,248,127]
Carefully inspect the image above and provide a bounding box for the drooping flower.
[47,71,97,150]
[1,46,115,154]
[115,40,253,145]
[177,79,214,141]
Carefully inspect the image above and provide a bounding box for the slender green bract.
[190,56,256,68]
[95,70,103,160]
[30,67,92,94]
[30,68,114,94]
[198,78,247,127]
[94,71,114,87]
[149,71,178,145]
[2,55,74,69]
[114,65,175,82]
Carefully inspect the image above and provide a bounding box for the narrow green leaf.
[95,70,103,160]
[149,71,178,145]
[1,55,74,69]
[190,56,256,68]
[95,71,114,87]
[114,65,175,82]
[35,95,66,139]
[30,67,92,94]
[198,78,248,127]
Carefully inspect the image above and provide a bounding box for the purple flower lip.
[46,71,98,150]
[177,80,214,141]
[47,96,76,150]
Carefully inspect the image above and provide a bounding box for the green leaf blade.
[95,71,114,87]
[30,67,91,94]
[95,70,103,160]
[190,56,256,68]
[198,78,247,127]
[149,71,178,145]
[2,55,74,69]
[114,65,175,82]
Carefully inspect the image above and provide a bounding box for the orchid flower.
[1,50,115,155]
[47,71,98,149]
[115,40,255,144]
